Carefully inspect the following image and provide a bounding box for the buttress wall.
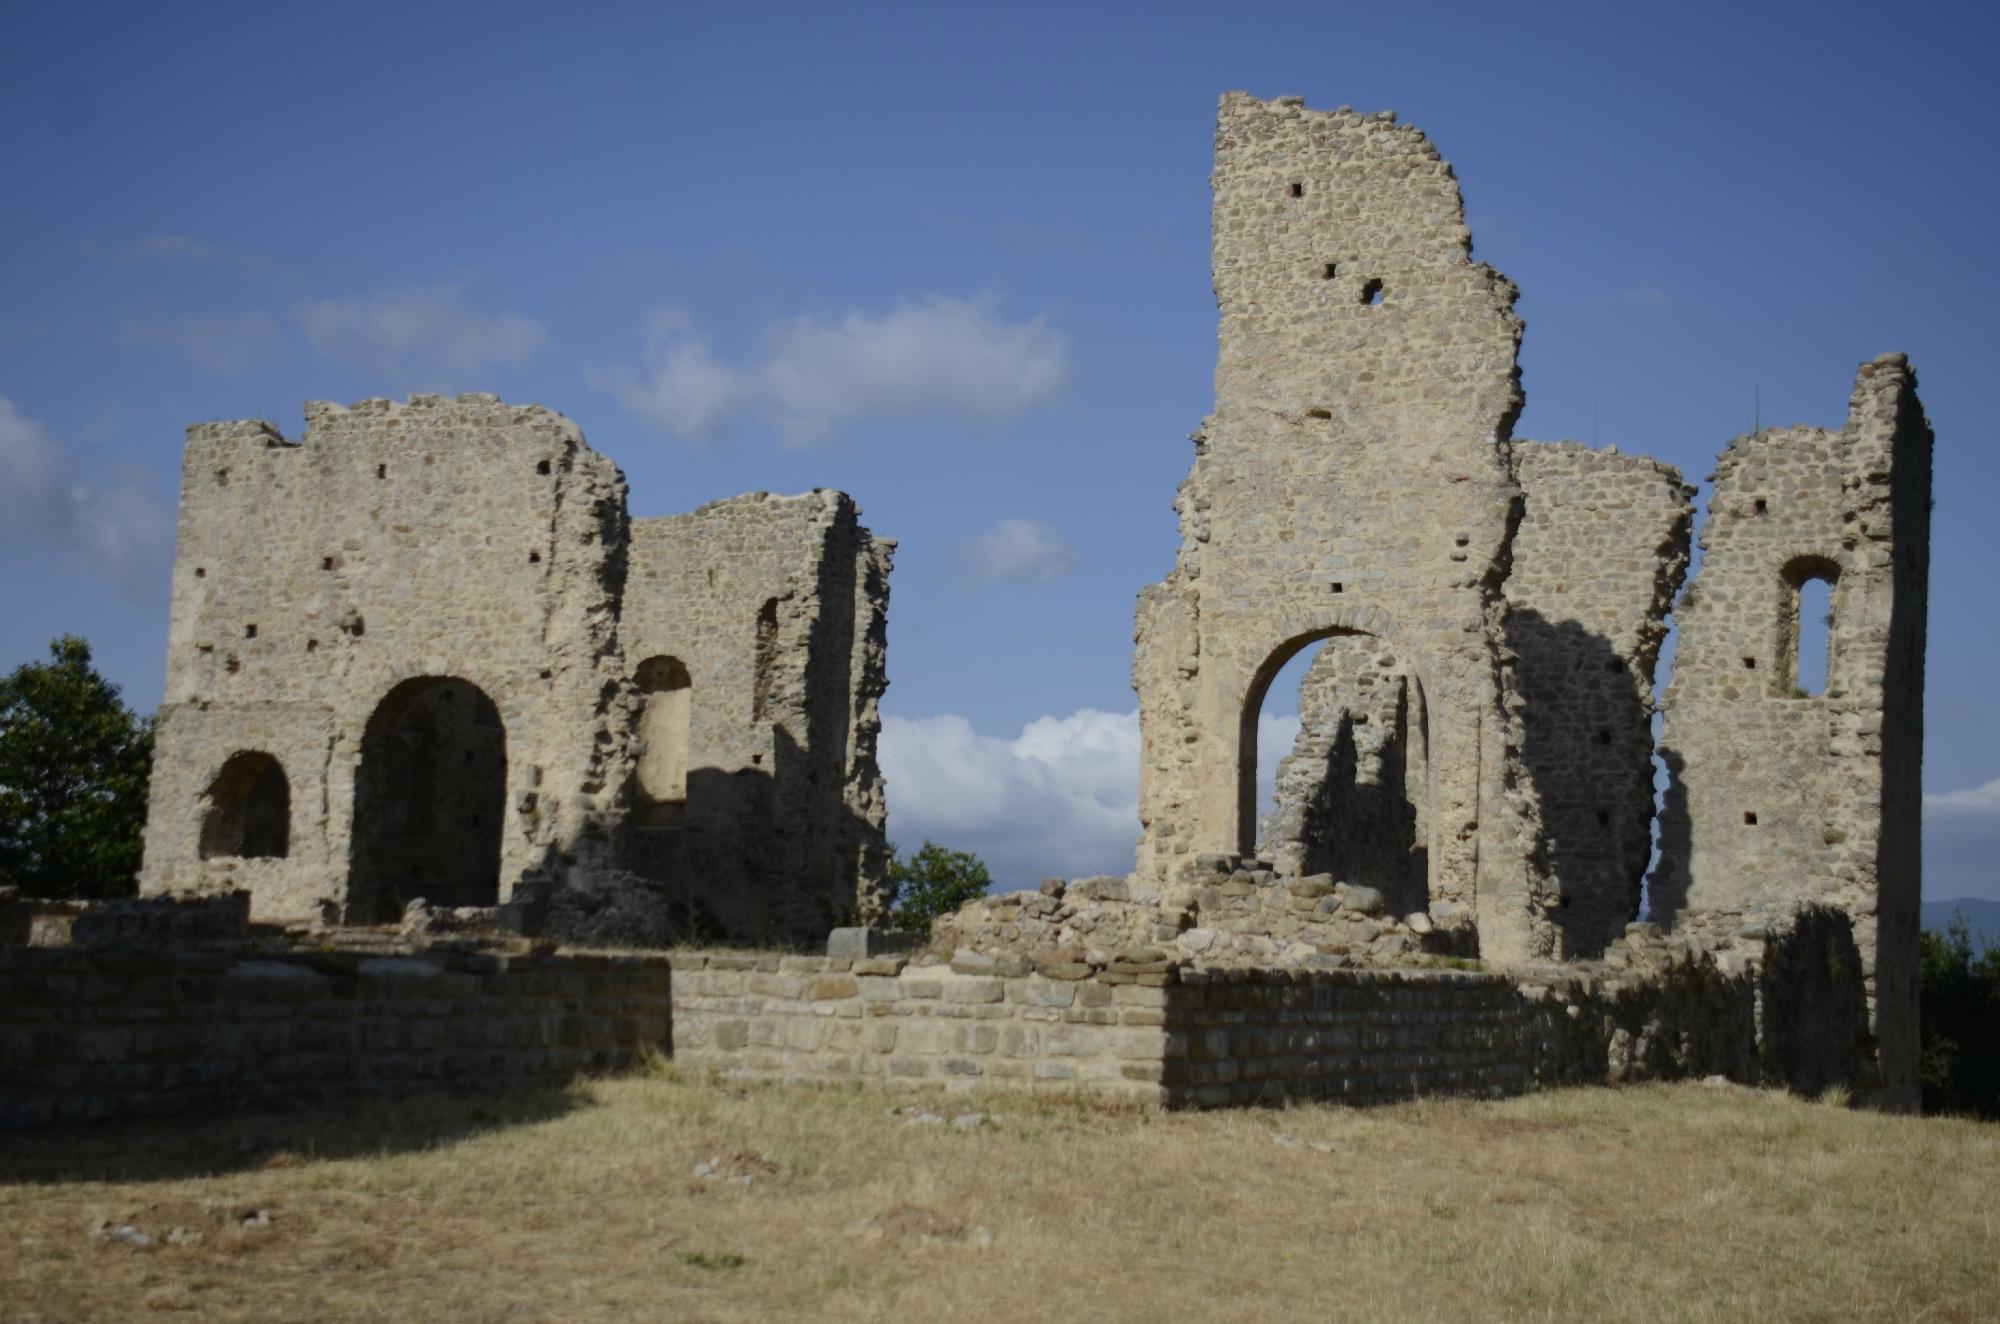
[139,395,633,922]
[1133,93,1554,962]
[1654,355,1931,1109]
[596,492,892,946]
[1504,443,1694,957]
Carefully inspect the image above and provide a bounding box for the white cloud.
[952,518,1080,589]
[1926,779,2000,819]
[878,706,1301,891]
[594,295,1071,447]
[127,233,232,262]
[118,310,283,376]
[296,285,546,388]
[0,396,174,602]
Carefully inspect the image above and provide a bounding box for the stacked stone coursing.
[1655,356,1931,1109]
[138,395,893,948]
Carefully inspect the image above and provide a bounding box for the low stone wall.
[670,928,1840,1108]
[0,945,671,1129]
[669,951,1169,1104]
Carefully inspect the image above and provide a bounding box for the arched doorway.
[1238,628,1433,915]
[200,751,290,860]
[348,676,506,922]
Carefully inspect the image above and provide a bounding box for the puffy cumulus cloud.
[878,706,1302,892]
[951,518,1080,589]
[594,295,1070,447]
[0,396,173,602]
[117,309,283,376]
[1925,778,2000,819]
[295,285,546,388]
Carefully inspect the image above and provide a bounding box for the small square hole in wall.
[1291,182,1304,198]
[306,639,318,653]
[1329,582,1344,594]
[376,464,387,479]
[1744,812,1759,826]
[1361,279,1385,306]
[245,624,257,639]
[1595,729,1612,745]
[528,550,542,564]
[1754,499,1768,515]
[195,567,206,578]
[1742,656,1757,670]
[1306,408,1332,420]
[536,459,552,475]
[1322,262,1338,280]
[322,556,334,571]
[1596,810,1611,826]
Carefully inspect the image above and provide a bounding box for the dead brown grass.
[3,1069,1996,1323]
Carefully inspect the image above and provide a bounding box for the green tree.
[883,839,992,934]
[1918,914,2000,1118]
[0,636,154,899]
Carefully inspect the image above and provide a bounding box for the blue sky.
[2,0,1995,899]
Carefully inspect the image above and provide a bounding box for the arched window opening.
[348,676,506,921]
[1242,630,1431,916]
[1781,558,1839,698]
[633,655,692,828]
[200,751,290,860]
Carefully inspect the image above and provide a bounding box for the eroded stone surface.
[138,395,893,947]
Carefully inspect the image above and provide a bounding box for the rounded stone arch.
[1778,552,1842,699]
[1232,624,1440,872]
[631,654,693,828]
[199,750,291,860]
[1225,602,1423,856]
[347,675,507,922]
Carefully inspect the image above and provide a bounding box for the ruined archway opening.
[633,655,692,829]
[1781,556,1840,698]
[348,676,506,923]
[1240,630,1432,916]
[199,751,290,860]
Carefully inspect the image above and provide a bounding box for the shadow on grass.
[0,1084,591,1187]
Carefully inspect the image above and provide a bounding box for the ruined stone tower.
[1654,356,1933,1107]
[1132,93,1554,962]
[138,394,894,948]
[1125,93,1931,1104]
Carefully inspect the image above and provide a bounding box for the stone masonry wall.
[1504,442,1695,958]
[670,918,1854,1109]
[0,942,670,1130]
[1655,356,1932,1109]
[138,398,895,945]
[1132,93,1554,964]
[140,395,634,923]
[596,492,892,946]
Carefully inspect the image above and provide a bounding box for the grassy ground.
[3,1069,1996,1323]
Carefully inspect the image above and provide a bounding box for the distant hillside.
[1921,898,2000,949]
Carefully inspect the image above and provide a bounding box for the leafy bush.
[0,636,153,898]
[1918,914,2000,1118]
[882,839,991,934]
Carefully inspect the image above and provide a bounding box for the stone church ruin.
[0,92,1932,1128]
[133,395,894,949]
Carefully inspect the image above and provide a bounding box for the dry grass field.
[4,1067,1996,1323]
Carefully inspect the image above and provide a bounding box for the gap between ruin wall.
[0,948,670,1130]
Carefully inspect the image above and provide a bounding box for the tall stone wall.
[140,395,634,923]
[1504,443,1694,958]
[1133,93,1553,963]
[1654,355,1932,1109]
[585,492,893,946]
[139,398,894,945]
